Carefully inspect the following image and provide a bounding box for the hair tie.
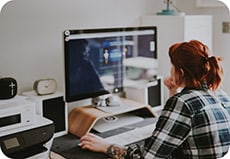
[203,57,209,64]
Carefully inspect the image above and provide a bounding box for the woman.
[80,40,230,159]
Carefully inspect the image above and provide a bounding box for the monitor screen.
[64,26,157,102]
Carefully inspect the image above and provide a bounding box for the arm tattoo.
[106,144,144,159]
[106,144,127,159]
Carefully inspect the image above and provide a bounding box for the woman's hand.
[80,133,111,153]
[164,77,179,96]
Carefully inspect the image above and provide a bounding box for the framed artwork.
[196,0,225,7]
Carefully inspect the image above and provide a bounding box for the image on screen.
[64,26,157,102]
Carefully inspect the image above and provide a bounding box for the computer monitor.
[64,26,157,102]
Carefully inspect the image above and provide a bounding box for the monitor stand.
[68,97,156,137]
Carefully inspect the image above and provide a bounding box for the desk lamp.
[157,0,176,15]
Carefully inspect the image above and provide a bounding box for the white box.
[125,76,163,113]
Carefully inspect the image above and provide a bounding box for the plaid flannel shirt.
[141,87,230,159]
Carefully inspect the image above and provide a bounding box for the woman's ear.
[179,68,184,77]
[175,68,184,86]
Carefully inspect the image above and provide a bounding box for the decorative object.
[157,0,176,15]
[33,78,57,95]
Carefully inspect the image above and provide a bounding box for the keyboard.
[104,123,156,146]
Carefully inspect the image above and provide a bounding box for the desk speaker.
[0,77,17,99]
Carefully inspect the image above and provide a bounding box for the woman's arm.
[80,133,111,153]
[80,133,127,159]
[80,133,144,159]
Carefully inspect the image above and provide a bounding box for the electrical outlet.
[223,22,230,33]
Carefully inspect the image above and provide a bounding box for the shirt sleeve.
[142,96,192,159]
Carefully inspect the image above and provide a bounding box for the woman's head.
[169,40,223,90]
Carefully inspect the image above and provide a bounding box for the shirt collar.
[181,82,208,93]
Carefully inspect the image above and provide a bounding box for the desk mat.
[51,117,155,159]
[51,133,107,159]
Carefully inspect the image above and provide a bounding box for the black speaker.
[42,96,66,134]
[0,77,17,99]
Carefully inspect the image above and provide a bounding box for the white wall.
[0,0,230,98]
[0,0,164,94]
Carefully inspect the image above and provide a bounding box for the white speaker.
[125,76,163,115]
[22,91,68,138]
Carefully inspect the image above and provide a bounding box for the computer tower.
[22,91,67,137]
